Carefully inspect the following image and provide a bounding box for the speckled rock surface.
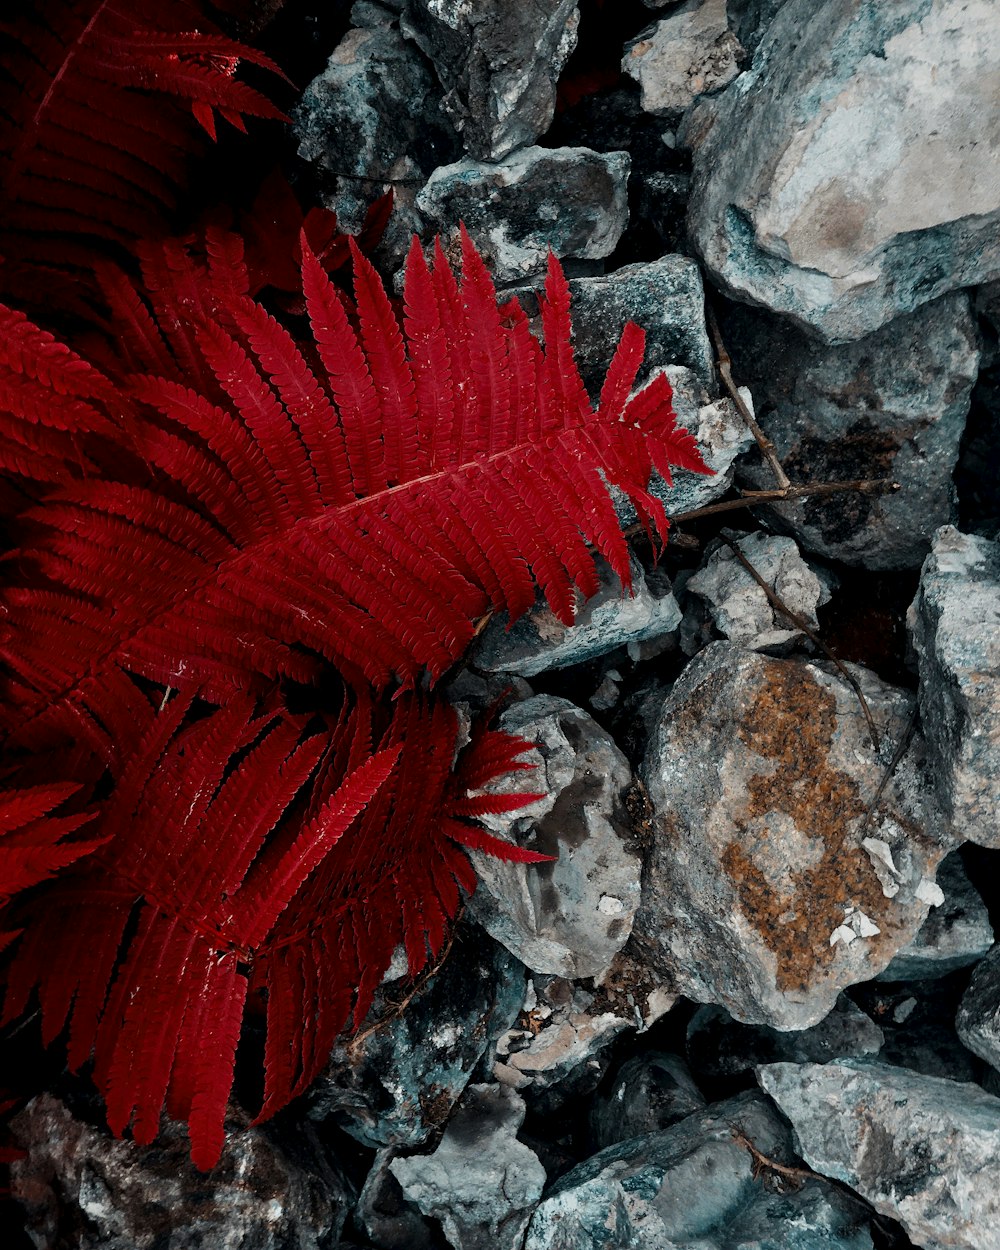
[685,0,1000,342]
[908,526,1000,845]
[956,944,1000,1074]
[623,0,743,116]
[469,696,641,980]
[417,147,630,285]
[589,1052,707,1150]
[758,1060,1000,1250]
[638,643,956,1028]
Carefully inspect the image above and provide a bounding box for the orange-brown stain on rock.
[720,660,896,993]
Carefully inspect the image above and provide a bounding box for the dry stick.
[858,707,919,835]
[667,477,898,526]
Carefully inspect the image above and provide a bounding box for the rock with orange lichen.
[637,642,957,1029]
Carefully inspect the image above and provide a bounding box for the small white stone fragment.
[915,877,946,907]
[598,894,626,916]
[854,910,881,938]
[831,925,857,947]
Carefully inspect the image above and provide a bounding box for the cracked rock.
[956,944,1000,1076]
[623,0,744,117]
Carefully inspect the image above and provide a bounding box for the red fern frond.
[0,782,101,908]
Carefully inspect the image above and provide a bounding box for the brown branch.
[664,477,899,527]
[731,1130,812,1189]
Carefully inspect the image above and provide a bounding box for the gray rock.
[758,1059,1000,1250]
[472,556,680,678]
[308,928,524,1149]
[684,531,831,651]
[357,1149,436,1250]
[469,696,641,980]
[687,995,884,1081]
[726,0,789,55]
[525,1090,875,1250]
[880,852,993,981]
[10,1095,349,1250]
[685,0,1000,342]
[623,0,744,116]
[389,1084,546,1250]
[957,944,1000,1075]
[416,147,630,286]
[728,294,980,570]
[908,527,1000,845]
[590,1052,707,1150]
[401,0,579,161]
[638,643,956,1029]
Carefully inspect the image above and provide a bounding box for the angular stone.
[880,852,993,981]
[401,0,579,161]
[623,0,743,116]
[728,294,979,570]
[308,927,524,1149]
[416,147,630,286]
[758,1059,1000,1250]
[10,1095,350,1250]
[908,527,1000,845]
[356,1149,436,1250]
[685,0,1000,342]
[956,944,1000,1075]
[471,556,680,678]
[589,1052,706,1150]
[638,643,956,1029]
[389,1084,546,1250]
[469,696,640,980]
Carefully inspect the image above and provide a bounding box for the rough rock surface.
[356,1149,436,1250]
[956,944,1000,1074]
[908,527,1000,845]
[471,557,680,677]
[685,0,1000,342]
[759,1060,1000,1250]
[417,147,630,285]
[589,1052,707,1150]
[524,1091,875,1250]
[623,0,743,116]
[638,643,956,1028]
[10,1095,349,1250]
[728,294,980,569]
[469,696,640,980]
[389,1084,546,1250]
[401,0,579,161]
[308,928,524,1148]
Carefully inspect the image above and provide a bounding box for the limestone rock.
[908,527,1000,845]
[956,944,1000,1075]
[468,696,640,980]
[685,0,1000,342]
[401,0,579,161]
[589,1052,706,1150]
[638,643,956,1029]
[416,147,629,285]
[759,1059,1000,1250]
[623,0,743,116]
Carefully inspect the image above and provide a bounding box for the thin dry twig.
[858,707,919,836]
[730,1129,814,1189]
[666,477,899,527]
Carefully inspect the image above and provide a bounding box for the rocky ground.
[6,1,1000,1247]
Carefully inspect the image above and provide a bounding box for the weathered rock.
[623,0,743,116]
[417,147,630,286]
[308,927,524,1149]
[683,531,831,652]
[728,294,979,569]
[10,1095,349,1250]
[525,1091,875,1250]
[685,0,1000,342]
[469,696,640,980]
[956,944,1000,1075]
[759,1059,1000,1250]
[908,527,1000,845]
[471,556,680,678]
[401,0,579,161]
[638,643,956,1029]
[389,1084,546,1250]
[880,852,993,981]
[727,0,789,54]
[589,1052,706,1150]
[687,995,884,1081]
[356,1149,436,1250]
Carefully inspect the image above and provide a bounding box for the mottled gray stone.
[623,0,743,116]
[10,1095,348,1250]
[685,0,1000,342]
[956,944,1000,1075]
[525,1091,874,1250]
[638,643,956,1029]
[880,852,993,980]
[729,294,979,570]
[417,147,630,286]
[687,995,884,1081]
[389,1084,546,1250]
[471,556,680,678]
[469,696,640,980]
[308,928,524,1149]
[590,1052,706,1150]
[908,527,1000,845]
[401,0,579,161]
[759,1059,1000,1250]
[357,1149,436,1250]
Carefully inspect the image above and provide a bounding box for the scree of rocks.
[6,2,1000,1249]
